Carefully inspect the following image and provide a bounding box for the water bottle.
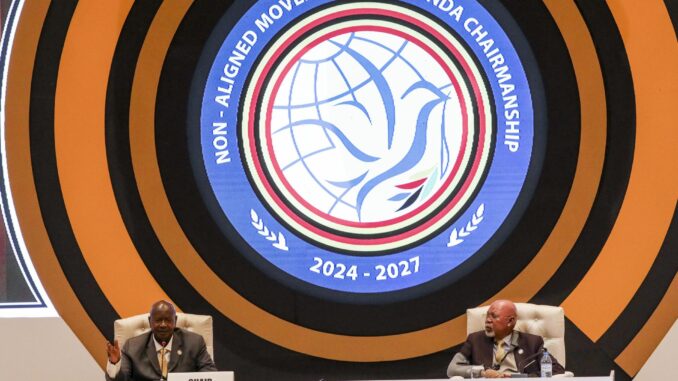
[540,349,553,377]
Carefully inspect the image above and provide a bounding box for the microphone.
[518,348,545,373]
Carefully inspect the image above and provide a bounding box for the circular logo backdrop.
[200,0,536,294]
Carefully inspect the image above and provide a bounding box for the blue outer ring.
[200,0,534,293]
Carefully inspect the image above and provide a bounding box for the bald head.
[150,300,176,316]
[484,300,517,340]
[492,300,516,317]
[149,300,176,344]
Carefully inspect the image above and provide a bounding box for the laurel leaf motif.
[447,203,485,247]
[250,209,288,251]
[273,233,289,251]
[472,214,483,225]
[251,209,263,230]
[447,228,463,247]
[472,203,484,225]
[258,226,269,236]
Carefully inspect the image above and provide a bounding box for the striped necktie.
[495,339,505,364]
[159,347,168,379]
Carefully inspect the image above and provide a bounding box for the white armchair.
[113,312,214,359]
[451,303,573,378]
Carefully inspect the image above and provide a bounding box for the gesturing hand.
[106,340,121,364]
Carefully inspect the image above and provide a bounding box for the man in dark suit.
[105,300,217,381]
[447,300,565,378]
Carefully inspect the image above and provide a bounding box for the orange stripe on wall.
[53,1,171,317]
[4,1,109,367]
[616,273,678,375]
[488,0,607,302]
[562,0,678,341]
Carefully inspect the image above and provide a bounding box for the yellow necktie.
[159,348,168,379]
[495,340,505,364]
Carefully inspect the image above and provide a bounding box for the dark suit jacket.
[447,330,565,377]
[106,328,217,381]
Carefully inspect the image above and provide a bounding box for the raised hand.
[106,340,121,364]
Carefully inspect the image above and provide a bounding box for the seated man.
[105,300,217,381]
[447,300,565,378]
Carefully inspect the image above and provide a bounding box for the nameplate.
[167,371,234,381]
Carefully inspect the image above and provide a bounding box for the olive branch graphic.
[250,209,288,251]
[447,203,485,247]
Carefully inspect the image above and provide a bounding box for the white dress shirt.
[493,331,518,373]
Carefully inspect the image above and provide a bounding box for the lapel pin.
[518,349,524,355]
[178,350,182,356]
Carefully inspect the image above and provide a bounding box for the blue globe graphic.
[268,30,465,226]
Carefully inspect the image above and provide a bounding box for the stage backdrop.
[0,1,675,380]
